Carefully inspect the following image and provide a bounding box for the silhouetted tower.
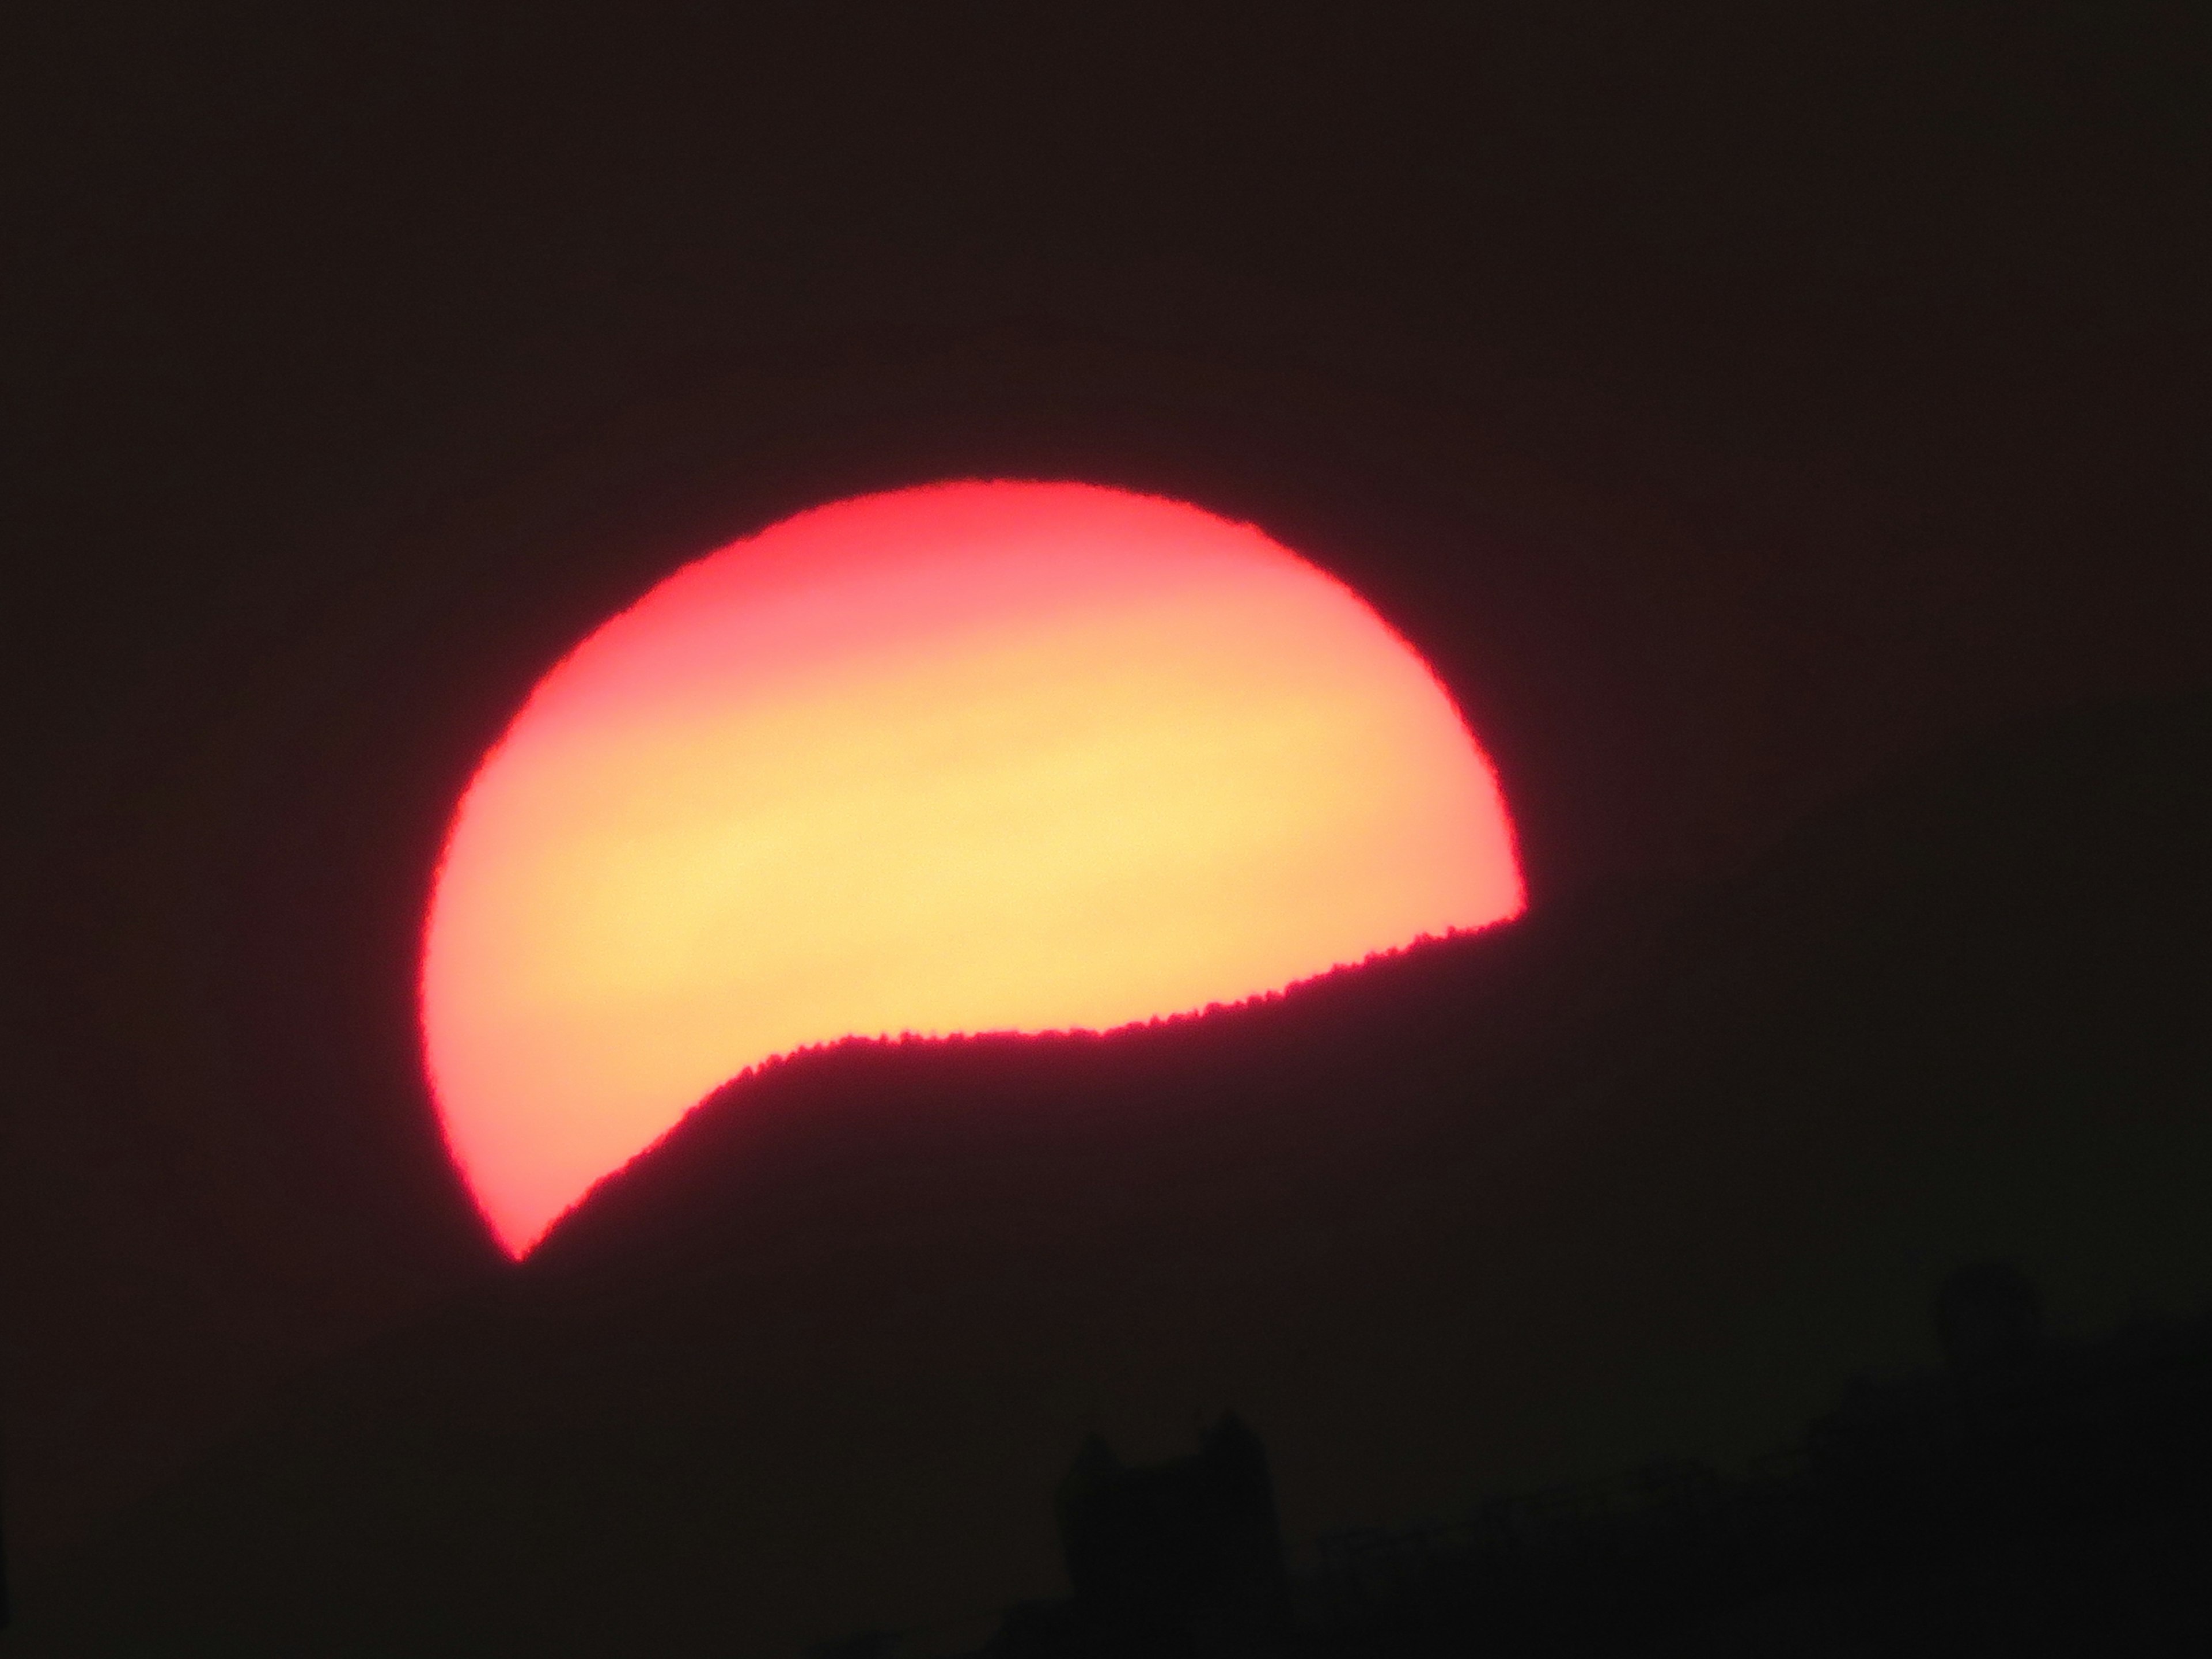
[1053,1412,1291,1637]
[1935,1261,2044,1373]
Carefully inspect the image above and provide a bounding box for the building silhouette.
[978,1412,1292,1658]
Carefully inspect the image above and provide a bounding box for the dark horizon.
[9,682,2209,1653]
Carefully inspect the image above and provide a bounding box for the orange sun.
[422,481,1524,1254]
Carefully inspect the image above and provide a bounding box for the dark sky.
[6,0,2209,1637]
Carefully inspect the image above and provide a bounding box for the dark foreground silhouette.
[6,688,2207,1656]
[808,1265,2212,1656]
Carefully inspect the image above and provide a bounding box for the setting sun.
[422,482,1522,1254]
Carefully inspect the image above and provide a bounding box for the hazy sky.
[9,3,2207,1618]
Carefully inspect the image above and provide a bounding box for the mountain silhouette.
[9,688,2207,1658]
